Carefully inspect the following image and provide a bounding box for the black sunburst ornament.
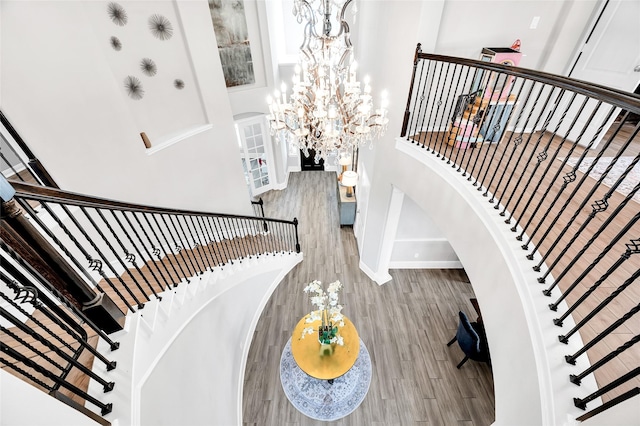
[110,36,122,51]
[174,79,185,90]
[107,2,128,26]
[140,58,158,77]
[148,14,173,41]
[124,76,144,100]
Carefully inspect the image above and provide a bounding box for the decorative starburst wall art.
[124,76,144,100]
[107,2,128,26]
[140,58,157,77]
[174,79,185,90]
[110,36,122,51]
[148,14,173,41]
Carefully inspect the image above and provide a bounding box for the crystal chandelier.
[267,0,388,163]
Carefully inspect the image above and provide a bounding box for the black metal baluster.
[244,220,262,259]
[573,367,640,410]
[204,216,225,267]
[422,61,444,151]
[566,302,640,366]
[193,216,217,269]
[184,215,208,271]
[552,238,639,317]
[508,102,610,235]
[118,210,171,291]
[416,59,436,149]
[0,343,113,415]
[211,216,232,265]
[17,200,108,297]
[232,217,246,259]
[544,209,639,297]
[94,208,159,300]
[0,309,114,392]
[160,214,195,278]
[172,215,203,274]
[466,71,505,182]
[446,65,473,165]
[152,213,191,288]
[541,188,639,288]
[138,212,181,285]
[80,206,150,304]
[406,54,428,142]
[480,80,527,195]
[570,334,640,386]
[435,63,459,157]
[496,83,548,220]
[0,277,117,368]
[489,80,538,206]
[110,209,165,296]
[561,268,640,346]
[529,117,638,262]
[499,84,558,223]
[58,203,139,311]
[0,248,119,351]
[218,216,237,263]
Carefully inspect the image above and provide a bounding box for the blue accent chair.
[447,311,490,369]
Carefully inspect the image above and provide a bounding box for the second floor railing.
[1,177,300,421]
[401,44,639,418]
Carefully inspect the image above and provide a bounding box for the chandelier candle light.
[267,0,389,163]
[301,280,345,356]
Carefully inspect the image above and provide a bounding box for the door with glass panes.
[236,115,273,197]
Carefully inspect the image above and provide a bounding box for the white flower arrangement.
[301,280,345,345]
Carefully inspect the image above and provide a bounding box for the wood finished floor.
[242,171,495,426]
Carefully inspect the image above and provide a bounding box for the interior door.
[556,0,640,148]
[569,0,640,91]
[237,116,273,197]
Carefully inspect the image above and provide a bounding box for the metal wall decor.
[140,58,157,76]
[174,79,185,90]
[148,14,173,41]
[124,76,144,100]
[110,36,122,51]
[107,2,128,26]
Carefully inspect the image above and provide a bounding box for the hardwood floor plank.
[242,171,495,425]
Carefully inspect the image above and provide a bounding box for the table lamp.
[341,171,358,198]
[338,154,351,182]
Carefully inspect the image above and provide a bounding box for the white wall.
[390,194,461,269]
[1,371,99,426]
[1,0,251,215]
[352,0,601,274]
[140,270,281,426]
[359,138,603,425]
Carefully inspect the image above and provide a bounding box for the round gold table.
[290,313,360,380]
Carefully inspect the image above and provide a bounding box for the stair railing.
[401,44,639,418]
[1,111,58,188]
[1,177,300,422]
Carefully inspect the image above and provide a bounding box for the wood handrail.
[416,51,640,113]
[8,181,296,225]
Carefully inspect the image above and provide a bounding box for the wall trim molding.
[358,259,392,285]
[389,260,463,269]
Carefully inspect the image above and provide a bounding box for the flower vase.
[319,342,334,357]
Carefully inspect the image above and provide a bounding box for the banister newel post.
[401,42,422,138]
[293,217,301,253]
[1,176,125,333]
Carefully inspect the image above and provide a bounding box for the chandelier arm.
[296,0,320,38]
[336,0,354,37]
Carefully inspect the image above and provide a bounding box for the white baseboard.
[389,260,463,269]
[358,260,392,285]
